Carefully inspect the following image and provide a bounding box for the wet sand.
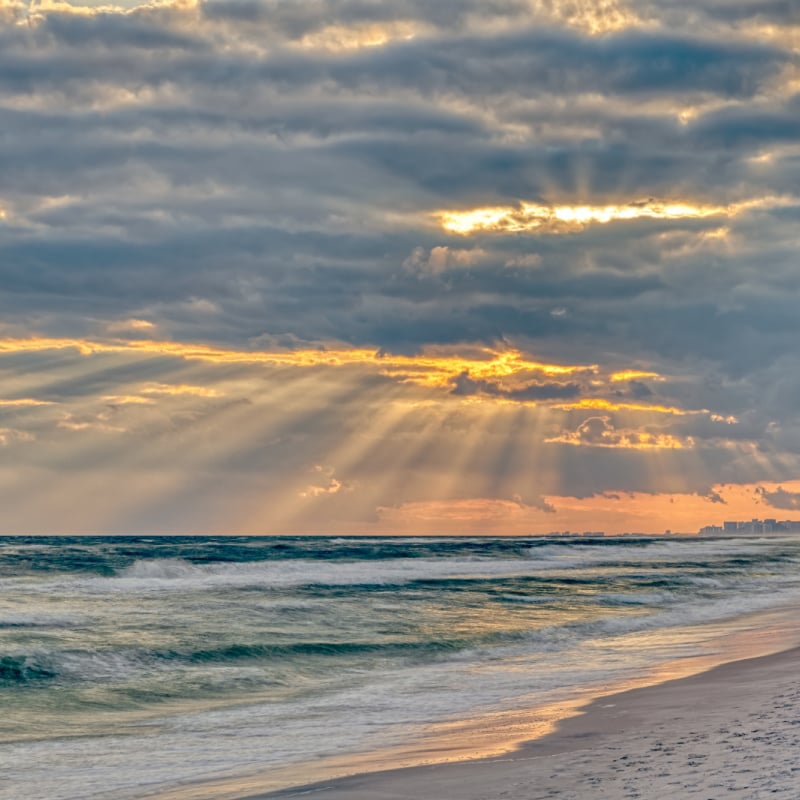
[252,645,800,800]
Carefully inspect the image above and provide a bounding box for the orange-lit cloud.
[546,415,690,449]
[140,383,222,398]
[0,334,701,427]
[102,395,155,405]
[609,370,663,382]
[554,398,692,415]
[0,334,592,392]
[0,398,55,407]
[106,318,156,334]
[299,465,352,498]
[57,418,93,431]
[378,497,532,525]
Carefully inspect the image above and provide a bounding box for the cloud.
[696,485,727,504]
[450,370,581,402]
[0,0,799,532]
[403,246,487,276]
[439,199,732,235]
[756,485,800,510]
[376,496,554,526]
[299,465,352,498]
[0,427,34,446]
[547,415,689,449]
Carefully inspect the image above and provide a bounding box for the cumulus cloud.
[403,246,487,276]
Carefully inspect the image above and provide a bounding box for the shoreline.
[144,609,800,800]
[250,641,800,799]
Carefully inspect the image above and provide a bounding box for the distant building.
[700,525,723,535]
[700,518,800,536]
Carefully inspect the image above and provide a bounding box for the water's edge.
[250,639,800,800]
[145,602,800,800]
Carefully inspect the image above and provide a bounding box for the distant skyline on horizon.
[1,0,800,535]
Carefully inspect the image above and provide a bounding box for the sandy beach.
[254,644,800,800]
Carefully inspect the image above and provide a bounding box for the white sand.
[252,646,800,800]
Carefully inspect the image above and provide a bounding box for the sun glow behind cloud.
[438,198,794,235]
[296,21,421,51]
[439,200,728,234]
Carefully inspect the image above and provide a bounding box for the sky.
[1,0,800,535]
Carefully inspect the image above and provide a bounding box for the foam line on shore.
[248,642,800,800]
[142,612,800,800]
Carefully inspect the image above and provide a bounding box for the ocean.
[3,534,800,800]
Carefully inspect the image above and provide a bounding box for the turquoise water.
[3,535,800,799]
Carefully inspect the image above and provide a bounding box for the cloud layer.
[1,0,800,533]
